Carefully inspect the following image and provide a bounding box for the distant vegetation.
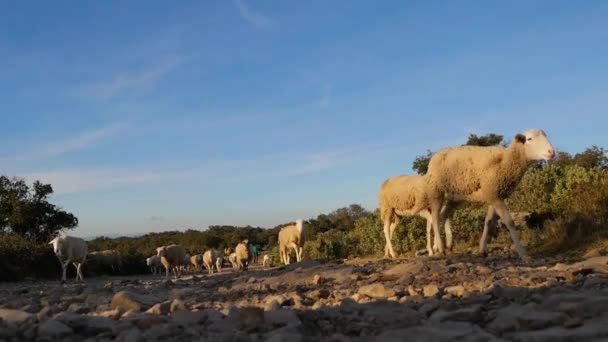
[1,134,607,281]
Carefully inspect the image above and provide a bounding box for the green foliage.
[465,133,504,147]
[0,233,61,281]
[0,177,78,242]
[412,150,433,175]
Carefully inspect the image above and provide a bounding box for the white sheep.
[202,249,223,274]
[157,244,188,279]
[49,235,88,283]
[235,240,252,271]
[191,254,203,273]
[278,219,304,265]
[146,255,162,275]
[228,252,238,269]
[424,129,555,260]
[88,250,122,273]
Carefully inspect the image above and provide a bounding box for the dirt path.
[1,253,608,341]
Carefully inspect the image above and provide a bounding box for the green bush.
[0,233,61,281]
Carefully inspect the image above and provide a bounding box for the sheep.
[146,255,162,275]
[228,252,238,269]
[262,254,271,267]
[156,244,188,279]
[424,129,555,260]
[278,219,304,265]
[181,253,191,274]
[87,250,123,273]
[48,235,88,283]
[379,175,501,258]
[235,240,252,271]
[191,254,203,273]
[202,249,223,274]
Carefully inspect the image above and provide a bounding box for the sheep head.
[514,129,555,161]
[295,219,304,233]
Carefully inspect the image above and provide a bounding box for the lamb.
[146,255,162,275]
[228,252,238,269]
[88,250,122,273]
[156,244,188,279]
[424,129,555,260]
[278,219,304,265]
[191,254,203,273]
[202,249,223,274]
[262,254,271,267]
[379,175,453,258]
[235,240,252,271]
[48,235,88,283]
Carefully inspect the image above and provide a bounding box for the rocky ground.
[1,250,608,342]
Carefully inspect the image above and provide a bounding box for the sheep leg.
[429,201,445,255]
[382,220,395,258]
[492,200,530,261]
[61,260,70,283]
[75,263,84,282]
[439,204,455,252]
[480,205,497,256]
[297,246,303,262]
[420,211,434,256]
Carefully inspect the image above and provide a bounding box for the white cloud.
[72,56,183,98]
[234,0,272,27]
[145,215,166,221]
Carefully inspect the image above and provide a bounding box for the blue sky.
[1,1,607,237]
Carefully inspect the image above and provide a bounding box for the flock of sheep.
[46,128,555,282]
[47,218,306,282]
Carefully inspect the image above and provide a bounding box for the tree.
[465,133,504,147]
[0,176,78,242]
[572,146,608,169]
[412,150,433,175]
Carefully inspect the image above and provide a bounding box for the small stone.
[0,308,34,323]
[239,306,265,330]
[247,277,256,284]
[308,289,331,301]
[475,265,493,275]
[37,319,73,337]
[422,284,439,297]
[111,291,159,312]
[146,302,171,315]
[407,286,418,296]
[563,317,583,329]
[116,329,145,342]
[583,248,602,259]
[170,299,186,313]
[67,303,91,314]
[358,283,395,299]
[264,308,301,327]
[313,274,325,285]
[444,285,467,298]
[265,300,281,312]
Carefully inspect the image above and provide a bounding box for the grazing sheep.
[235,240,252,271]
[146,255,162,275]
[88,250,123,273]
[425,129,555,260]
[191,254,203,273]
[202,249,223,274]
[48,235,88,283]
[278,219,304,265]
[228,252,238,269]
[262,254,271,267]
[156,244,188,279]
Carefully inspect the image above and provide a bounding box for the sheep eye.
[527,137,532,141]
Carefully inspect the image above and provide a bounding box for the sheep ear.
[515,134,526,144]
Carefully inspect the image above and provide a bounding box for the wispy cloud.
[0,123,127,166]
[71,56,183,98]
[145,215,166,221]
[319,85,332,109]
[234,0,272,27]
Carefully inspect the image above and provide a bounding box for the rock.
[265,308,301,327]
[116,329,145,342]
[146,302,171,315]
[172,309,207,325]
[418,299,440,317]
[358,283,395,299]
[312,274,325,285]
[583,276,608,288]
[98,308,124,320]
[444,285,467,298]
[407,286,418,296]
[265,299,281,312]
[475,265,493,275]
[308,289,330,301]
[583,248,602,259]
[422,284,439,297]
[0,308,34,324]
[111,291,159,312]
[486,304,566,334]
[383,261,425,279]
[431,306,483,323]
[67,303,91,314]
[37,319,73,337]
[563,317,583,329]
[492,285,529,301]
[170,299,186,312]
[239,306,265,330]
